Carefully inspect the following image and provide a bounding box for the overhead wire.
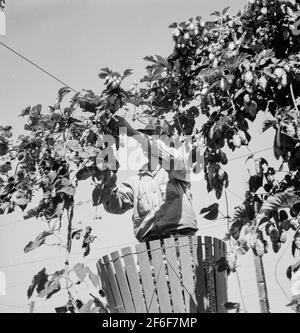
[1,218,232,272]
[1,217,231,271]
[0,240,137,270]
[226,189,245,202]
[228,147,273,162]
[0,199,91,228]
[0,302,49,312]
[0,41,79,93]
[0,303,31,311]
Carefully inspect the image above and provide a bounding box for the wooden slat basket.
[97,236,228,313]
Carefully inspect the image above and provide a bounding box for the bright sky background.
[0,0,297,313]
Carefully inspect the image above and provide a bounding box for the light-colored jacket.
[101,135,198,242]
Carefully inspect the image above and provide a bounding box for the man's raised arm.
[95,171,134,214]
[110,115,192,181]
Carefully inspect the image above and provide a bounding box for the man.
[96,115,199,243]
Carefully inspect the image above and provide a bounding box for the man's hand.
[94,164,117,189]
[102,169,117,189]
[92,169,117,206]
[108,115,139,137]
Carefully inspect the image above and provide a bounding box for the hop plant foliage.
[0,0,300,312]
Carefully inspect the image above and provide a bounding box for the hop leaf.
[262,119,276,133]
[224,302,240,311]
[244,100,257,117]
[168,22,178,28]
[98,67,112,79]
[88,270,100,288]
[259,190,300,216]
[0,137,9,157]
[38,269,65,299]
[19,106,31,117]
[229,220,245,240]
[57,185,76,197]
[79,298,106,313]
[65,139,82,152]
[123,69,133,79]
[27,268,48,299]
[57,87,71,103]
[286,295,300,308]
[92,184,104,206]
[199,202,219,220]
[236,238,249,255]
[24,231,53,253]
[72,263,99,287]
[71,229,82,240]
[73,263,88,282]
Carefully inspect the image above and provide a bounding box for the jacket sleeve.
[101,181,134,215]
[140,135,192,181]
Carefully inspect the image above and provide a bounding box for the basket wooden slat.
[221,240,228,311]
[135,242,159,313]
[178,236,197,313]
[149,240,173,313]
[111,251,135,313]
[97,236,228,313]
[204,236,217,313]
[163,237,186,313]
[191,236,207,313]
[214,238,224,313]
[102,255,125,313]
[121,246,147,313]
[97,258,117,313]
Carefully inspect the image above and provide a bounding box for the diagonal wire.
[0,41,79,93]
[0,200,91,228]
[0,240,137,270]
[165,256,196,309]
[0,219,23,228]
[0,303,30,311]
[146,250,196,313]
[226,189,244,202]
[228,147,273,162]
[148,259,163,312]
[0,302,48,312]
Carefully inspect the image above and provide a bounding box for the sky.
[0,0,297,313]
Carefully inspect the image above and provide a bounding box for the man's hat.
[137,123,156,135]
[137,119,173,136]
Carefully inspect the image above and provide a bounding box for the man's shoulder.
[125,174,140,188]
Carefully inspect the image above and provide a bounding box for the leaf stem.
[227,91,237,116]
[64,202,79,312]
[290,83,299,113]
[174,106,185,136]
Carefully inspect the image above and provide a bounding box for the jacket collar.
[138,163,162,177]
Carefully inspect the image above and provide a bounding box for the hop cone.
[227,250,237,273]
[286,123,296,137]
[248,233,257,249]
[253,238,265,257]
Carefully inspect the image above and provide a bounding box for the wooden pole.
[253,201,270,313]
[29,301,35,313]
[253,255,270,312]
